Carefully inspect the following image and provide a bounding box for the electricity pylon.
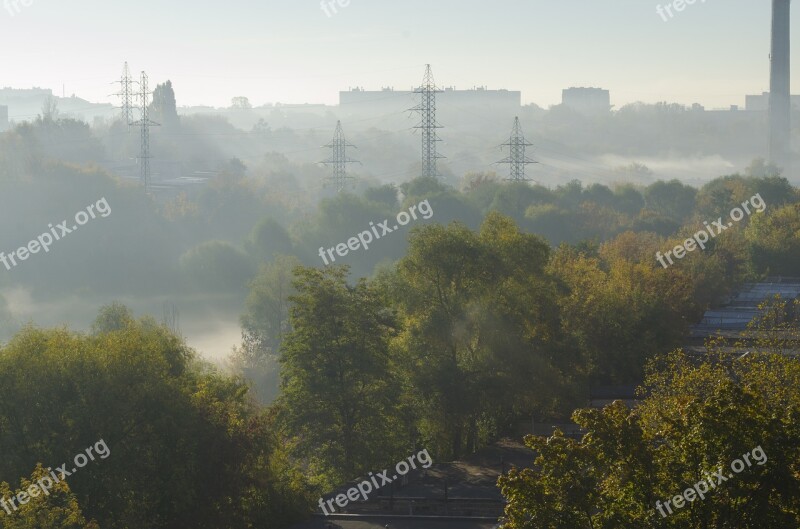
[114,62,135,126]
[130,71,160,192]
[497,116,537,182]
[321,121,359,192]
[410,64,445,178]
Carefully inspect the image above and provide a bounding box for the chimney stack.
[769,0,792,174]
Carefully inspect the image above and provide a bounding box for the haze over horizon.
[1,0,798,110]
[2,2,800,528]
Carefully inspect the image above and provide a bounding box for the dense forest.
[4,0,800,526]
[2,107,800,527]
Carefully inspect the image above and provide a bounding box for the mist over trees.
[1,46,799,529]
[0,307,313,529]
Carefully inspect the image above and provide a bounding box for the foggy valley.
[1,2,799,529]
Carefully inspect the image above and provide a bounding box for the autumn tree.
[0,465,98,529]
[499,347,800,529]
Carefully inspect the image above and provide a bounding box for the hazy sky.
[0,0,797,110]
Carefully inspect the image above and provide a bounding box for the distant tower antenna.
[410,64,445,178]
[497,116,537,182]
[130,71,160,192]
[321,120,359,192]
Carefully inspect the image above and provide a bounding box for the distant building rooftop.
[689,277,800,341]
[746,92,800,112]
[339,87,520,106]
[561,87,611,114]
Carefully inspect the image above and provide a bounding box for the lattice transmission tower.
[321,121,359,192]
[410,64,445,178]
[114,62,135,126]
[130,71,160,192]
[497,116,537,182]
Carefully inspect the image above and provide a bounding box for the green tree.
[0,309,312,529]
[744,158,781,178]
[150,80,179,129]
[233,255,301,404]
[694,175,751,220]
[244,217,293,264]
[644,179,697,221]
[0,295,16,344]
[489,182,554,224]
[612,183,646,216]
[389,213,572,459]
[524,204,578,244]
[745,203,800,276]
[179,240,255,292]
[549,231,696,383]
[364,184,399,208]
[0,465,98,529]
[499,347,800,529]
[90,302,135,334]
[278,266,405,486]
